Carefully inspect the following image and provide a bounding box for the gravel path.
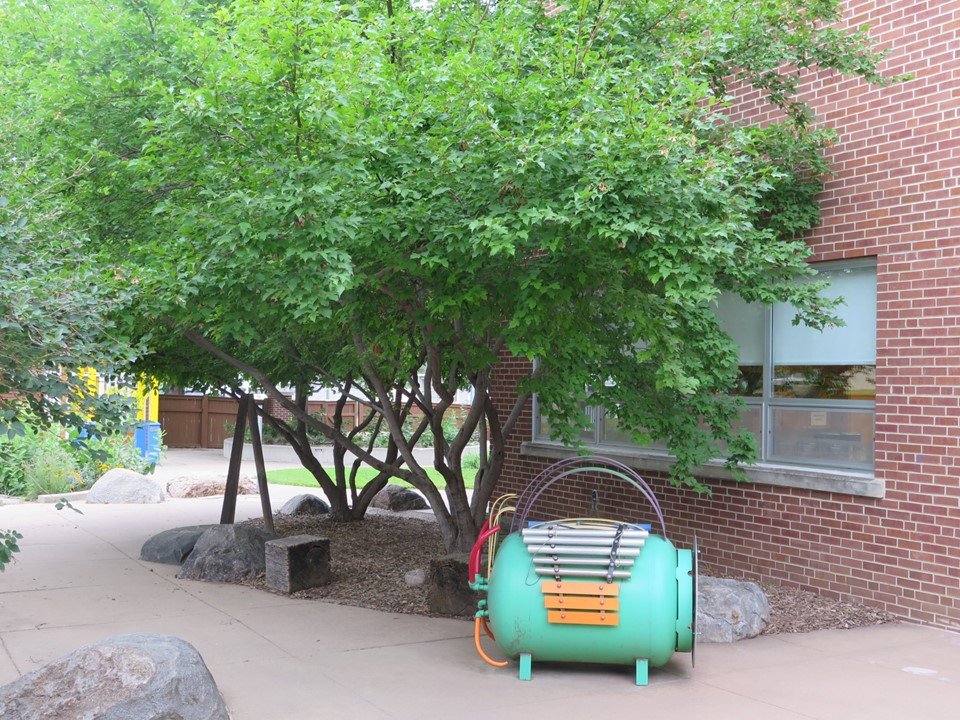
[243,513,897,632]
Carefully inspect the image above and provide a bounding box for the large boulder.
[697,576,771,642]
[166,475,259,498]
[86,469,164,504]
[140,525,218,565]
[372,484,428,511]
[177,524,276,583]
[426,553,475,617]
[279,493,330,516]
[0,633,229,720]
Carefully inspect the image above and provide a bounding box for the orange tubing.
[474,618,508,668]
[480,616,496,641]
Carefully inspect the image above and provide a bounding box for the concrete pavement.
[150,446,303,483]
[1,451,959,719]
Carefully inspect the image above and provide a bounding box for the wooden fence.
[158,395,251,448]
[159,393,470,449]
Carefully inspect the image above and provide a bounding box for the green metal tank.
[488,532,693,671]
[472,456,697,685]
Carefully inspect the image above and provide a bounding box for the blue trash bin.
[134,421,163,465]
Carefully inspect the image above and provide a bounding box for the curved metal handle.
[510,456,668,537]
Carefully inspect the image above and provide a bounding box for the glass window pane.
[732,404,762,438]
[734,365,764,398]
[602,413,667,450]
[715,294,766,397]
[769,407,874,469]
[773,364,876,400]
[773,263,876,365]
[715,293,765,365]
[713,403,761,456]
[536,403,596,442]
[535,408,550,441]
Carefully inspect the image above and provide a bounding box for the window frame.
[757,257,876,471]
[528,257,880,496]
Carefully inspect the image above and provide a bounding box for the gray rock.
[697,576,771,642]
[279,493,330,516]
[427,553,475,616]
[372,484,428,511]
[177,524,276,583]
[140,525,218,565]
[86,469,165,504]
[404,569,426,587]
[167,475,259,498]
[0,633,228,720]
[265,535,331,594]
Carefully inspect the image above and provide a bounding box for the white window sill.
[520,441,884,499]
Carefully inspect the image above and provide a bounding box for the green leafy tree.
[0,197,137,435]
[0,0,887,551]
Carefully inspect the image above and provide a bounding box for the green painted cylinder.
[487,532,692,668]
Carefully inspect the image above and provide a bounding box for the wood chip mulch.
[243,513,898,632]
[760,580,896,634]
[242,512,448,616]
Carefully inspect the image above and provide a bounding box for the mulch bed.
[243,513,897,632]
[760,581,896,633]
[243,512,447,616]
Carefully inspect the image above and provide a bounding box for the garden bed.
[242,512,897,632]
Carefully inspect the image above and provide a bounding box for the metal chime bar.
[533,557,635,567]
[535,568,632,578]
[525,545,641,557]
[524,536,646,548]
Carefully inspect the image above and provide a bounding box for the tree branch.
[179,324,416,482]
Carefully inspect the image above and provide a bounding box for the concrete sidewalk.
[150,446,303,483]
[1,455,959,718]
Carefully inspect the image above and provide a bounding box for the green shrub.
[0,408,154,496]
[462,453,480,471]
[0,432,30,496]
[72,431,155,487]
[21,431,83,499]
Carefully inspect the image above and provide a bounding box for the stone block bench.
[265,535,331,594]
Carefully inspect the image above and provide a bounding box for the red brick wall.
[492,1,960,629]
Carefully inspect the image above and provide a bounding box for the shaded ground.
[4,493,956,720]
[244,512,446,615]
[244,513,897,632]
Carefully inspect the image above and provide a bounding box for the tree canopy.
[0,196,137,434]
[0,0,886,550]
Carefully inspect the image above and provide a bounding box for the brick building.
[492,1,960,628]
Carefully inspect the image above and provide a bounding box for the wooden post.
[247,400,275,533]
[219,394,249,525]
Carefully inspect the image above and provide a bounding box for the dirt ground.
[243,512,897,632]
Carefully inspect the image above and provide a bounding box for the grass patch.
[267,466,476,489]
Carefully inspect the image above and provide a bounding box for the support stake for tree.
[247,395,275,533]
[220,394,274,533]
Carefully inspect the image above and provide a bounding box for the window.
[534,259,877,473]
[726,258,877,471]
